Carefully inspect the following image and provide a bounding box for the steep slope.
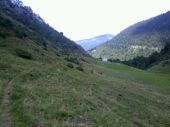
[149,60,170,73]
[92,11,170,61]
[149,43,170,73]
[0,1,170,127]
[118,43,170,69]
[0,0,86,57]
[76,34,114,51]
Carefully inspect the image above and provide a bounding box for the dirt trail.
[0,69,33,127]
[0,80,12,127]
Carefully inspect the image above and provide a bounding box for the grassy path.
[0,80,12,127]
[0,68,34,127]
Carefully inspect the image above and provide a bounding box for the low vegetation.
[15,49,33,59]
[76,66,84,71]
[67,63,74,68]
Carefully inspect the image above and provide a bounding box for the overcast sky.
[21,0,170,41]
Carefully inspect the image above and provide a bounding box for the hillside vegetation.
[109,43,170,70]
[0,0,170,127]
[92,11,170,61]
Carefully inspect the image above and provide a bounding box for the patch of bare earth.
[65,117,92,127]
[0,80,12,127]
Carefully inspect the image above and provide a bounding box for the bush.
[15,31,27,39]
[67,63,74,68]
[80,57,89,63]
[52,111,74,119]
[64,57,80,65]
[42,42,47,50]
[15,49,32,59]
[0,17,13,28]
[0,62,11,70]
[0,31,7,38]
[162,60,170,66]
[76,66,84,72]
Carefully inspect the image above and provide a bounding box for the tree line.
[108,43,170,69]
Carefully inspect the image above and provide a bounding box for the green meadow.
[0,38,170,127]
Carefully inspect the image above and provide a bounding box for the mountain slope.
[0,0,86,57]
[0,1,170,127]
[76,34,114,51]
[92,11,170,60]
[149,43,170,73]
[119,43,170,69]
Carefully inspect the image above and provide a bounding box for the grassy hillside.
[92,11,170,61]
[0,37,170,127]
[0,1,170,127]
[149,60,170,74]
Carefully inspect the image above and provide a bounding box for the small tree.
[76,66,84,72]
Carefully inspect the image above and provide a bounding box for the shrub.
[67,63,74,68]
[0,42,7,47]
[0,31,6,38]
[80,57,89,63]
[56,53,60,57]
[42,42,47,50]
[52,111,74,119]
[0,62,11,70]
[0,17,13,28]
[15,31,27,39]
[76,66,84,72]
[15,49,32,59]
[64,57,80,65]
[162,60,169,66]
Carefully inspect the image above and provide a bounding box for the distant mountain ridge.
[76,34,114,51]
[92,11,170,61]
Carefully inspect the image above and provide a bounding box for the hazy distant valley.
[76,34,114,51]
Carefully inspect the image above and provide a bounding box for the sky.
[21,0,170,41]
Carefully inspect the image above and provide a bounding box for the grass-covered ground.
[149,60,170,74]
[0,37,170,127]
